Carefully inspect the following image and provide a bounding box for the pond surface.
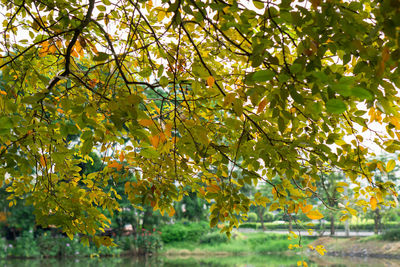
[1,254,400,267]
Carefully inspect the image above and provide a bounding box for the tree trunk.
[258,206,265,231]
[345,219,350,237]
[374,208,381,234]
[330,213,335,236]
[288,215,293,232]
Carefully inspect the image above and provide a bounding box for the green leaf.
[0,116,13,129]
[233,98,243,116]
[351,87,373,100]
[93,52,110,61]
[289,64,302,74]
[140,147,160,159]
[97,5,106,11]
[251,70,275,82]
[159,76,169,87]
[252,0,264,9]
[326,99,346,114]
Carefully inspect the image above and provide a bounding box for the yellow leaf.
[157,10,165,21]
[340,215,349,222]
[386,159,396,172]
[346,207,357,216]
[390,117,400,130]
[336,187,344,193]
[269,202,280,212]
[370,196,377,210]
[315,245,326,256]
[257,98,267,114]
[67,232,74,240]
[377,191,383,202]
[207,76,215,87]
[306,210,323,220]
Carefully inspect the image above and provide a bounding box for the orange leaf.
[119,151,125,162]
[108,161,122,171]
[311,0,321,9]
[207,76,215,87]
[223,93,236,107]
[39,41,50,57]
[370,196,377,210]
[56,40,62,48]
[206,184,220,193]
[257,98,267,114]
[168,206,175,217]
[382,47,390,62]
[138,119,154,127]
[300,204,313,214]
[150,135,160,148]
[71,49,79,58]
[306,210,324,220]
[0,91,6,95]
[164,123,173,138]
[40,155,46,167]
[74,41,84,57]
[48,45,57,54]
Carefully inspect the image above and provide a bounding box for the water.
[1,254,400,267]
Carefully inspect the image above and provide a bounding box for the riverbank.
[311,235,400,259]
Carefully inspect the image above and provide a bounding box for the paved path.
[236,228,376,237]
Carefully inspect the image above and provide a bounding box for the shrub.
[238,223,258,229]
[248,212,258,222]
[161,222,209,243]
[161,223,188,243]
[8,230,40,258]
[382,229,400,241]
[118,228,162,254]
[199,231,229,244]
[263,212,275,222]
[37,233,62,257]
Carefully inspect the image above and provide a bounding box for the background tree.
[318,172,344,236]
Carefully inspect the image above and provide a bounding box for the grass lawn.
[162,232,315,255]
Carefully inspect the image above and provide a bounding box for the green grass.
[360,235,382,242]
[162,232,315,255]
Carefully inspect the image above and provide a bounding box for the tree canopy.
[1,0,400,245]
